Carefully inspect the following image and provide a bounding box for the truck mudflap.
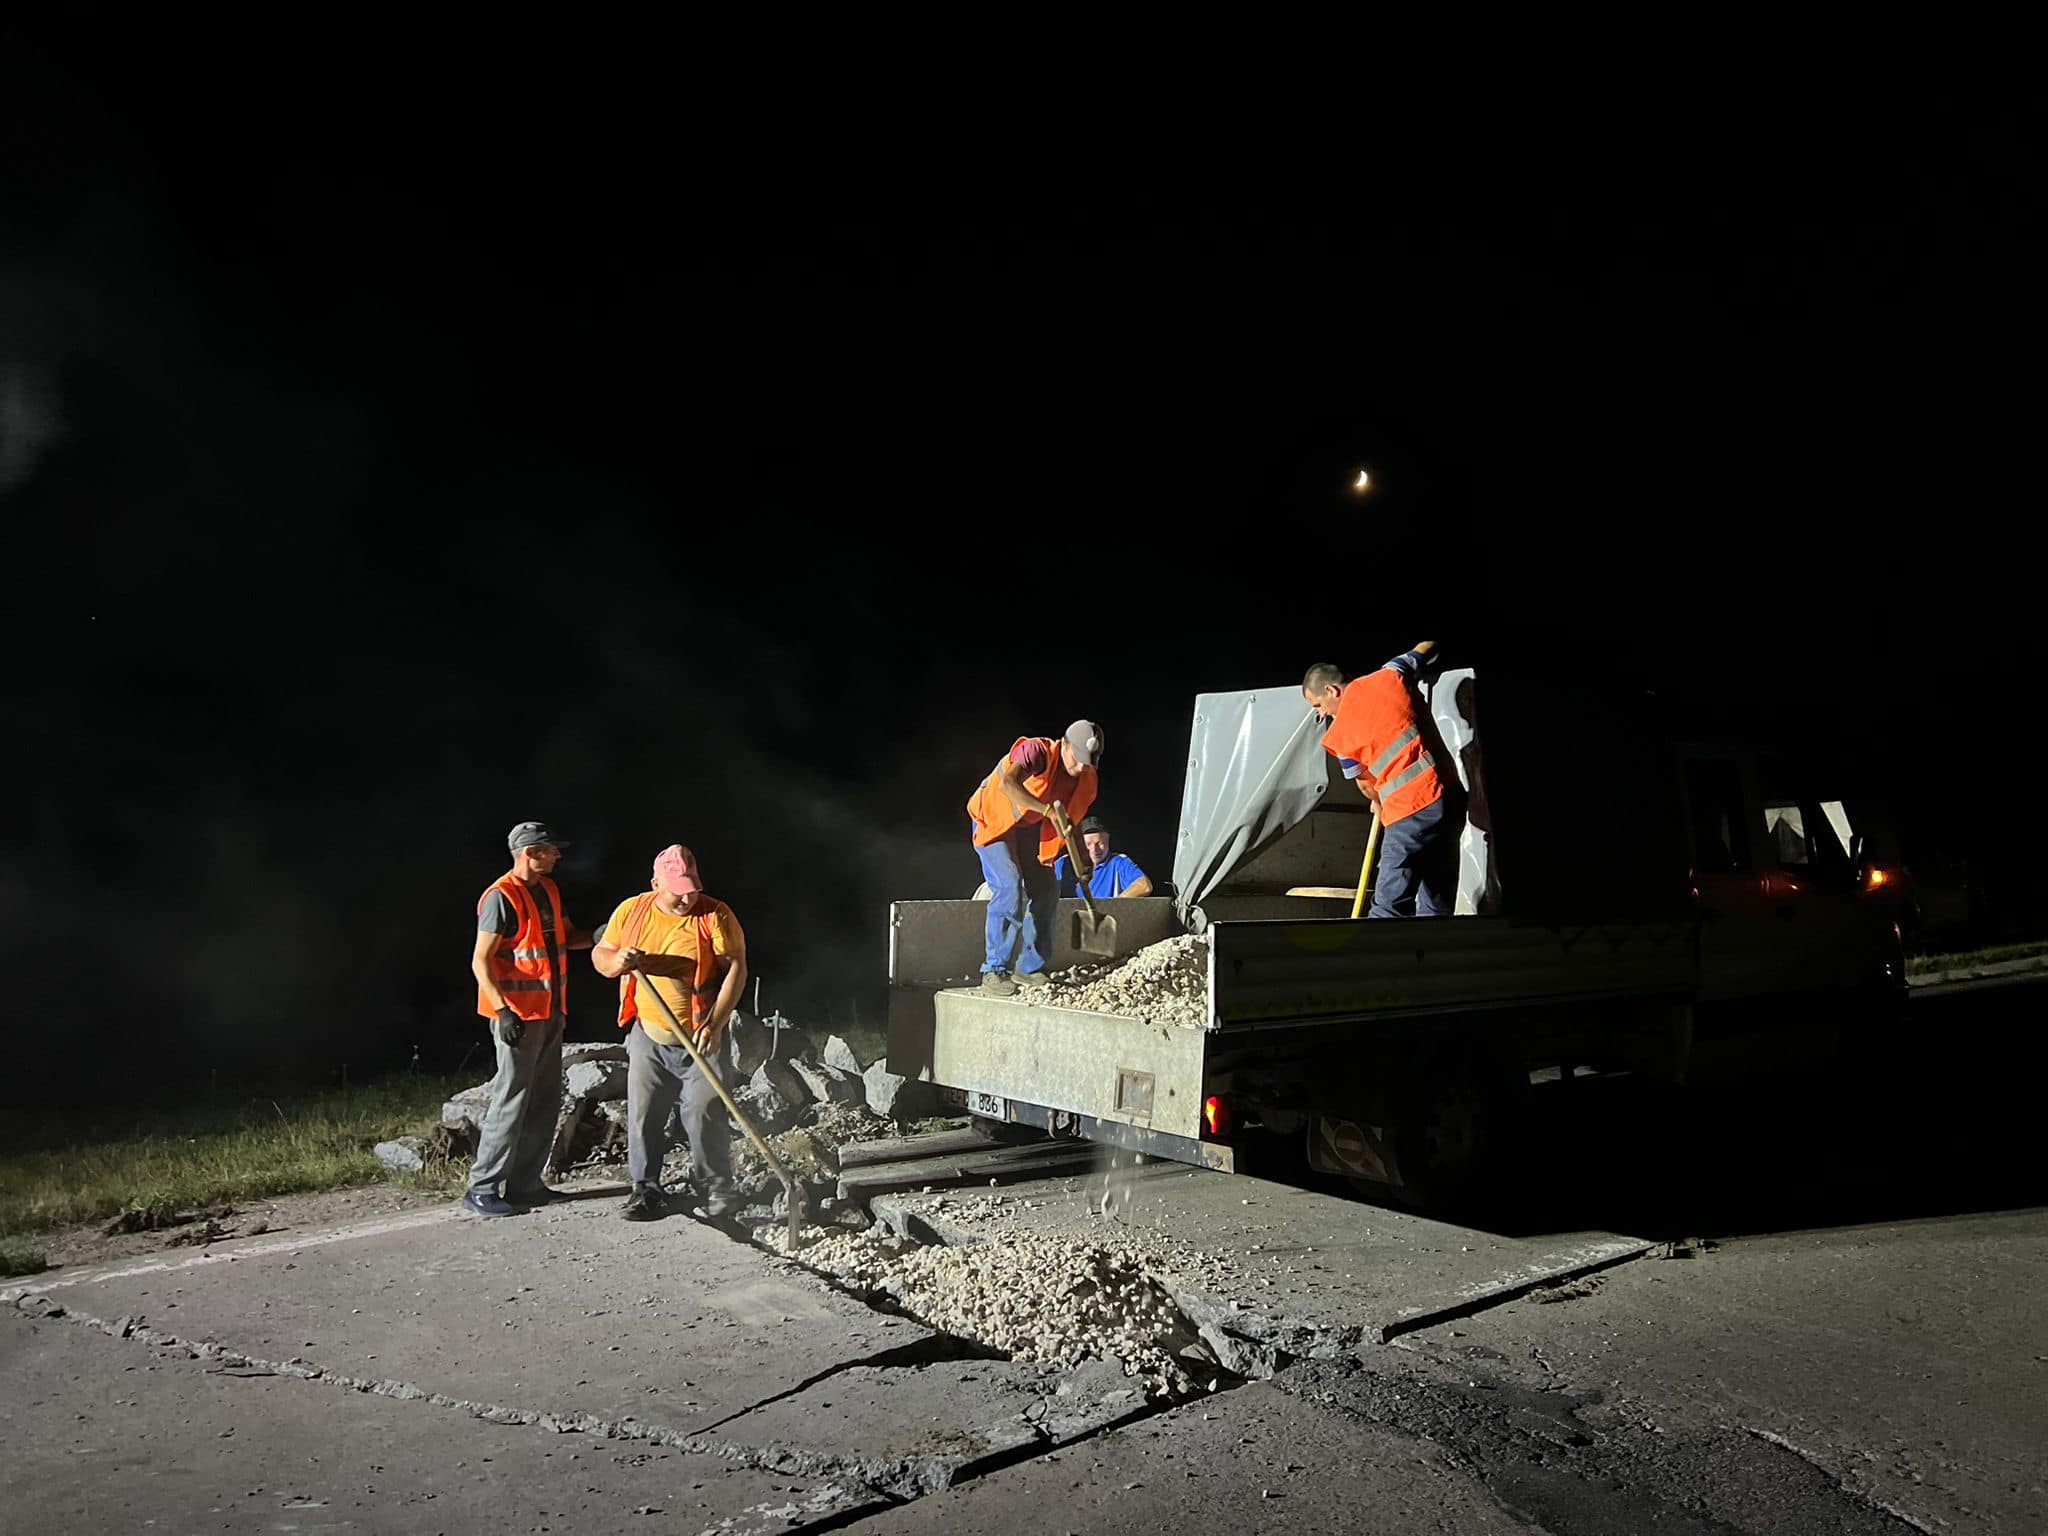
[979,1092,1237,1173]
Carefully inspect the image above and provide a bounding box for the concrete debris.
[790,1058,866,1108]
[1036,934,1210,1028]
[439,1084,493,1133]
[436,1023,903,1191]
[373,1137,427,1172]
[563,1059,627,1102]
[769,1228,1207,1399]
[822,1035,864,1075]
[863,1058,941,1122]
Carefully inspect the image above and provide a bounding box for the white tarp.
[1171,688,1332,920]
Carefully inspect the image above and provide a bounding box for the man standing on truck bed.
[967,720,1103,995]
[1304,643,1461,918]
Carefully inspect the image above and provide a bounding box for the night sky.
[2,13,2030,1103]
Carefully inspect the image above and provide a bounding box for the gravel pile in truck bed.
[769,1227,1210,1398]
[1036,933,1209,1027]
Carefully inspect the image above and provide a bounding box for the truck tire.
[1387,1049,1525,1212]
[970,1114,1046,1145]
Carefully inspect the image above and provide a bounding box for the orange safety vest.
[476,873,569,1020]
[1320,669,1445,825]
[612,892,729,1033]
[967,736,1099,867]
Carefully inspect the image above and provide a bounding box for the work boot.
[506,1184,563,1207]
[702,1182,745,1220]
[1015,970,1050,991]
[462,1189,516,1218]
[980,970,1018,997]
[620,1182,668,1221]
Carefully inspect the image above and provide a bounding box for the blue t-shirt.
[1054,852,1147,899]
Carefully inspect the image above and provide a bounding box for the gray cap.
[508,821,570,853]
[1077,814,1108,837]
[1065,719,1104,768]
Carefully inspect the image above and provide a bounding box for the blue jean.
[975,824,1058,975]
[1370,795,1461,919]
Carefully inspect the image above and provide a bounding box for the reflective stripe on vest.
[1320,671,1445,826]
[476,873,568,1021]
[966,736,1098,867]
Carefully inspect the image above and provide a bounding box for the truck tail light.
[1202,1093,1233,1139]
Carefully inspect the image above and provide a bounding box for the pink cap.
[653,844,702,897]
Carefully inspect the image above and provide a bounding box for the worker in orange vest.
[1303,643,1461,919]
[966,720,1103,995]
[467,821,595,1217]
[592,843,748,1223]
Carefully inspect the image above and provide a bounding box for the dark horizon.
[3,14,2032,1107]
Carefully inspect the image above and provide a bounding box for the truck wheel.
[970,1114,1046,1145]
[1388,1053,1523,1212]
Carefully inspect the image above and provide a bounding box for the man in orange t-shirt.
[592,844,748,1221]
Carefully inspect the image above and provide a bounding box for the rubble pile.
[1036,934,1210,1028]
[438,1016,944,1189]
[771,1227,1209,1398]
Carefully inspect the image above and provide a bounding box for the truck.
[886,661,1907,1207]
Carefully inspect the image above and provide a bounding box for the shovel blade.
[1073,908,1118,959]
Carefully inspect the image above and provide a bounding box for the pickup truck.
[887,663,1905,1206]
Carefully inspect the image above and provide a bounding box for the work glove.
[492,1006,525,1047]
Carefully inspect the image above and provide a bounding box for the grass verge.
[1906,939,2048,977]
[0,1071,473,1241]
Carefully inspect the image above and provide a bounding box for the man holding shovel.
[966,720,1103,995]
[592,844,748,1221]
[1304,643,1461,919]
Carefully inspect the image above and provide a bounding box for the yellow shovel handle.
[1350,812,1384,919]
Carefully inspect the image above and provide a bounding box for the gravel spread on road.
[771,1226,1211,1398]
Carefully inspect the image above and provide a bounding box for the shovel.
[1048,803,1119,959]
[1350,810,1384,919]
[635,979,804,1253]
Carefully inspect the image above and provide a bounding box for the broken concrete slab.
[823,1035,865,1074]
[564,1058,628,1101]
[871,1163,1652,1351]
[735,1065,802,1134]
[561,1039,629,1067]
[373,1137,426,1172]
[440,1083,493,1129]
[863,1058,941,1121]
[841,1140,1097,1205]
[790,1058,866,1107]
[836,1128,989,1171]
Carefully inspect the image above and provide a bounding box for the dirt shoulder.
[23,1182,454,1277]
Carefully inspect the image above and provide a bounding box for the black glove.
[492,1006,525,1047]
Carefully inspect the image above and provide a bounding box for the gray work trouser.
[626,1021,733,1193]
[469,1011,565,1195]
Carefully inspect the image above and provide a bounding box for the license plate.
[967,1091,1006,1118]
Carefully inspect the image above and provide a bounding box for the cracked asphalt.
[5,988,2042,1534]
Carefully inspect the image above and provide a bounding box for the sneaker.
[702,1183,745,1220]
[462,1189,516,1218]
[1015,970,1050,991]
[506,1185,563,1207]
[980,970,1018,997]
[620,1183,668,1221]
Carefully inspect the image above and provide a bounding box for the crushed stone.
[768,1226,1210,1398]
[1035,934,1209,1027]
